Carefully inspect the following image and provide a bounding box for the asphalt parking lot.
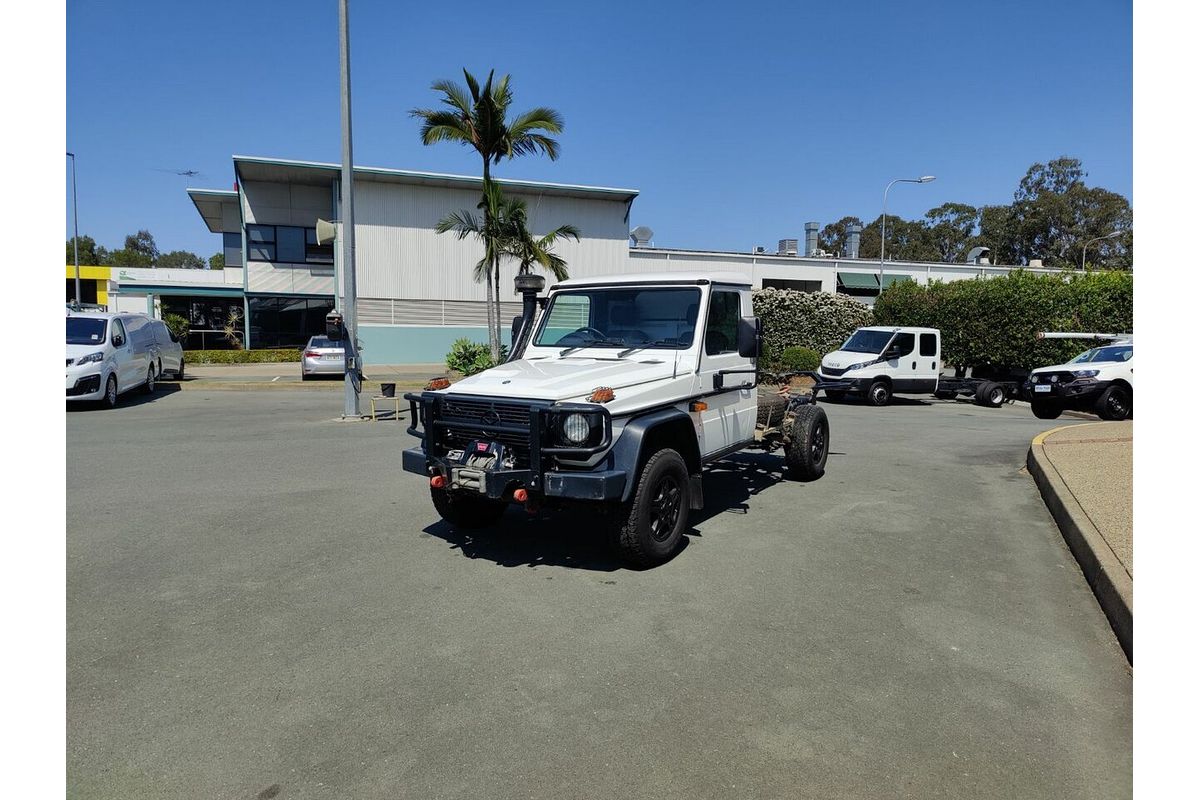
[66,390,1131,800]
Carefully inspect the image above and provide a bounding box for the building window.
[247,225,276,261]
[223,232,243,267]
[245,225,335,265]
[247,296,336,348]
[305,228,334,264]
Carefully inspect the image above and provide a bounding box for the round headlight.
[562,413,590,444]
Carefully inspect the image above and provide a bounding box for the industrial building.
[74,153,1062,363]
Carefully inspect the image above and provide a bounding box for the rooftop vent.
[777,238,798,256]
[966,246,991,265]
[630,226,654,247]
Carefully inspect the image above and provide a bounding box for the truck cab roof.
[551,271,752,290]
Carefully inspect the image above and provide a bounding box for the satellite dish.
[316,218,338,245]
[630,226,654,247]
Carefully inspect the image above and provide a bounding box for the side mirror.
[737,316,762,359]
[511,315,523,344]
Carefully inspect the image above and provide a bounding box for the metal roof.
[187,188,238,233]
[231,155,639,202]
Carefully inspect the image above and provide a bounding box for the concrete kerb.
[1027,424,1132,661]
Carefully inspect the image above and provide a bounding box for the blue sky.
[65,0,1131,260]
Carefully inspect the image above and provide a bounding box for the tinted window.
[889,333,915,356]
[276,226,306,263]
[920,333,937,357]
[705,291,741,355]
[67,317,106,345]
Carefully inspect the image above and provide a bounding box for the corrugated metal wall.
[354,180,630,302]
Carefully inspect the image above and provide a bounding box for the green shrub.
[445,339,508,376]
[162,313,190,343]
[779,346,821,372]
[184,349,301,364]
[873,269,1132,371]
[752,288,874,358]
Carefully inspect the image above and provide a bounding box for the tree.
[411,68,564,361]
[157,250,206,269]
[858,215,939,262]
[109,229,159,268]
[66,235,110,266]
[208,252,225,270]
[924,203,979,263]
[818,216,864,257]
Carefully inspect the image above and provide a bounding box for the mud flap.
[689,474,704,509]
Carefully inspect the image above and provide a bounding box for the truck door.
[695,288,757,457]
[916,331,940,392]
[883,332,919,392]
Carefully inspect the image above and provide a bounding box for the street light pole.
[1080,230,1122,270]
[880,175,935,300]
[338,0,361,418]
[67,152,80,306]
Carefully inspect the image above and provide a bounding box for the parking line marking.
[272,376,280,382]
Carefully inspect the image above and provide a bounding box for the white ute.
[402,272,832,567]
[1024,335,1133,420]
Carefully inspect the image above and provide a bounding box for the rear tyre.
[756,390,789,427]
[430,487,507,529]
[176,360,185,380]
[1031,400,1063,420]
[301,372,310,381]
[611,448,690,568]
[102,375,118,409]
[1094,385,1132,421]
[867,380,891,406]
[975,381,1006,408]
[142,366,156,394]
[783,405,829,481]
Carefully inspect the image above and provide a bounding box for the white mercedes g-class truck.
[403,272,831,567]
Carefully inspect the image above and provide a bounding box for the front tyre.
[612,448,690,568]
[784,404,829,481]
[1095,385,1132,421]
[102,374,119,409]
[1031,400,1063,420]
[430,487,507,529]
[867,380,892,406]
[142,366,156,394]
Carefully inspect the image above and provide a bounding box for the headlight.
[1029,375,1039,384]
[75,352,104,365]
[846,361,869,372]
[562,413,591,444]
[1072,370,1099,378]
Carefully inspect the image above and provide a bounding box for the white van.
[66,311,175,407]
[818,326,942,405]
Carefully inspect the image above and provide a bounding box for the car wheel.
[176,359,184,380]
[611,448,690,568]
[1031,400,1063,420]
[975,381,1006,408]
[1094,385,1131,421]
[102,375,119,408]
[867,380,891,406]
[301,372,310,381]
[430,486,507,529]
[784,404,829,481]
[143,366,156,394]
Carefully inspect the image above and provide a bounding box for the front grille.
[821,365,848,377]
[1031,371,1078,385]
[440,397,533,426]
[435,396,536,468]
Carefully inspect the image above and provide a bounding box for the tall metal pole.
[68,152,80,305]
[880,175,936,301]
[339,0,360,417]
[1080,230,1122,270]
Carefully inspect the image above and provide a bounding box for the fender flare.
[608,407,703,504]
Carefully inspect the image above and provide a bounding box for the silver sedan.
[301,336,346,379]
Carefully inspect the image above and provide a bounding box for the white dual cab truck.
[816,326,1015,407]
[403,272,832,567]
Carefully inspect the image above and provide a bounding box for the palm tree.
[411,68,564,360]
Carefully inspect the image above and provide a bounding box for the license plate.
[446,449,465,461]
[322,354,341,360]
[1034,384,1051,393]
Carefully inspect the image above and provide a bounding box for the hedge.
[752,288,874,367]
[872,270,1132,371]
[184,349,302,364]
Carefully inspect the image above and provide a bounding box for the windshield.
[67,317,107,345]
[533,287,702,350]
[840,329,895,354]
[1069,344,1132,364]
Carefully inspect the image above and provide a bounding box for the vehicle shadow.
[821,394,932,407]
[420,449,835,570]
[65,383,182,411]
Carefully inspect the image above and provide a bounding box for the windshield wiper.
[617,339,679,357]
[559,337,627,357]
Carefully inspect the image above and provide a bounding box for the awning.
[837,272,880,289]
[881,275,913,288]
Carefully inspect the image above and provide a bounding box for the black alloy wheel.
[648,473,683,543]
